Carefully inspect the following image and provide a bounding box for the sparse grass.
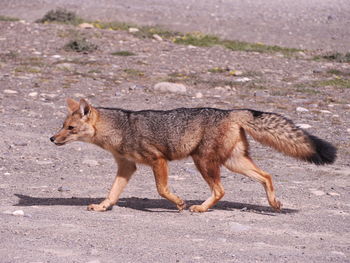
[295,86,320,94]
[223,40,301,55]
[174,33,220,47]
[0,15,20,22]
[208,67,229,73]
[64,38,98,53]
[314,52,350,63]
[123,68,144,77]
[0,51,19,62]
[14,66,41,74]
[36,8,83,25]
[312,78,350,89]
[326,69,350,77]
[92,21,132,31]
[38,9,302,56]
[111,51,136,56]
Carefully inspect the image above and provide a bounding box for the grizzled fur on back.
[96,107,232,162]
[95,107,336,165]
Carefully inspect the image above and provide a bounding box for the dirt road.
[0,3,349,263]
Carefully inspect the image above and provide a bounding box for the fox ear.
[79,98,91,118]
[67,98,79,114]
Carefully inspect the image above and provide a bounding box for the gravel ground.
[0,4,350,263]
[1,0,350,52]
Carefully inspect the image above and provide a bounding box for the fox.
[50,98,337,213]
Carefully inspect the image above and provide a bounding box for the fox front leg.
[87,158,136,212]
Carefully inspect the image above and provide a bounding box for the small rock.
[79,23,94,29]
[319,110,331,114]
[229,70,243,76]
[128,27,139,33]
[82,159,99,166]
[309,189,325,196]
[51,55,62,59]
[152,34,163,41]
[58,186,70,192]
[240,207,248,211]
[296,107,309,112]
[154,82,187,94]
[28,92,38,97]
[4,89,18,94]
[12,210,25,216]
[327,192,340,197]
[56,63,75,71]
[296,123,312,129]
[234,77,251,82]
[195,92,203,99]
[187,45,196,49]
[229,222,251,232]
[347,128,350,134]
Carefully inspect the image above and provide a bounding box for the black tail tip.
[306,135,337,165]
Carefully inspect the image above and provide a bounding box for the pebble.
[296,106,309,112]
[229,70,243,76]
[4,89,18,94]
[309,189,325,196]
[152,34,163,41]
[319,110,331,114]
[327,192,340,197]
[234,77,251,82]
[195,92,203,98]
[154,82,187,94]
[12,210,25,216]
[347,128,350,134]
[79,23,94,29]
[128,27,139,33]
[229,222,251,232]
[51,55,62,59]
[58,186,70,192]
[82,159,100,166]
[28,92,38,97]
[296,123,312,129]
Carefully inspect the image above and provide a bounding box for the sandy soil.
[0,5,349,263]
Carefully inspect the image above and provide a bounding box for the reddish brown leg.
[224,154,282,211]
[87,158,136,212]
[190,156,225,212]
[152,158,186,211]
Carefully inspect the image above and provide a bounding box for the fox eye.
[67,126,75,130]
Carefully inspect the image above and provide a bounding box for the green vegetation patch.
[36,8,83,25]
[111,51,136,56]
[313,78,350,89]
[174,33,220,47]
[64,38,98,53]
[0,15,20,22]
[314,52,350,63]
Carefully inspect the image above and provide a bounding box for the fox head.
[50,98,96,146]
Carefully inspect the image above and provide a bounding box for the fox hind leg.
[224,148,282,211]
[190,156,225,213]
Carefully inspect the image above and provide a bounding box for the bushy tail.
[238,110,337,165]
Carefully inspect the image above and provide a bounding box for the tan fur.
[50,99,336,212]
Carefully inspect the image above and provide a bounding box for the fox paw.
[270,199,283,212]
[87,203,110,212]
[189,205,208,213]
[176,201,186,211]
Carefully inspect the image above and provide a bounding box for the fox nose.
[50,136,55,142]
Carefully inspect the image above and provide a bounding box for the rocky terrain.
[0,6,349,263]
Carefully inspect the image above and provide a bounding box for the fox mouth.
[54,142,66,146]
